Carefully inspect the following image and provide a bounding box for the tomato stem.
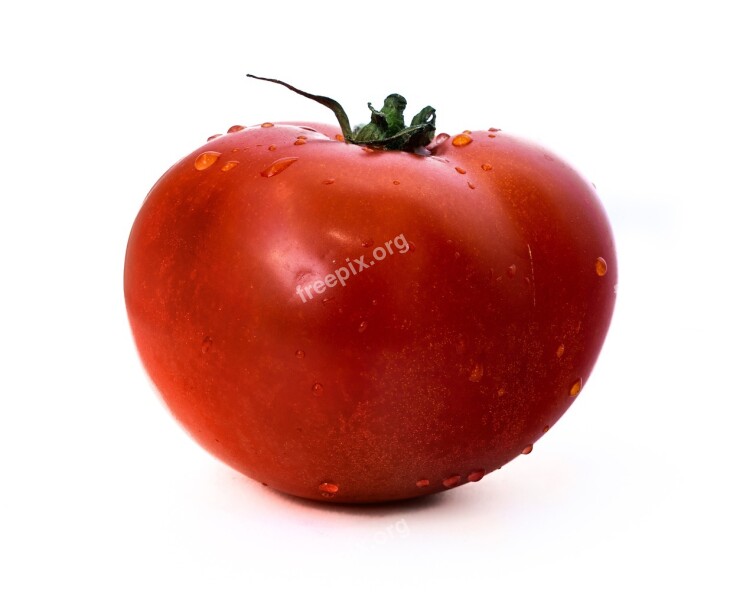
[247,74,436,153]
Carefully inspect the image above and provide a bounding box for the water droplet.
[268,144,277,151]
[322,178,335,185]
[207,133,222,141]
[569,378,583,397]
[296,135,308,140]
[442,475,461,488]
[416,479,430,488]
[496,387,505,397]
[260,156,299,178]
[596,257,608,276]
[435,133,450,144]
[221,161,239,172]
[507,264,517,278]
[294,138,307,146]
[521,444,533,455]
[371,298,378,306]
[201,336,213,354]
[488,127,501,132]
[194,151,221,171]
[312,382,324,396]
[335,133,345,142]
[227,125,245,133]
[295,349,305,359]
[481,163,493,171]
[318,482,339,495]
[556,343,565,358]
[467,469,485,482]
[543,425,550,433]
[463,130,472,134]
[469,363,484,382]
[361,146,375,153]
[392,180,401,185]
[455,166,466,174]
[467,181,476,190]
[260,122,274,128]
[452,133,473,147]
[488,134,496,138]
[357,321,368,333]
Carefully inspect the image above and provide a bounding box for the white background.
[2,1,754,598]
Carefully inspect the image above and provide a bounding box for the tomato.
[124,78,616,503]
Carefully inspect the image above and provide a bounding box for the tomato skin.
[124,122,616,503]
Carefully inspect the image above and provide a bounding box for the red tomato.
[124,86,616,503]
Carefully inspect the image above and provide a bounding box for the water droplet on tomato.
[488,134,496,138]
[260,157,299,178]
[207,133,222,141]
[521,444,534,455]
[496,387,505,397]
[452,133,473,147]
[569,378,583,397]
[357,321,368,333]
[435,133,450,144]
[227,124,245,133]
[467,181,476,190]
[294,138,307,146]
[596,257,608,276]
[268,144,277,151]
[392,180,401,185]
[312,382,324,396]
[201,336,213,354]
[481,163,493,171]
[455,166,466,174]
[335,133,345,142]
[260,122,274,128]
[318,482,339,496]
[543,425,550,433]
[221,161,239,172]
[442,475,461,488]
[295,349,305,359]
[194,151,221,171]
[556,343,565,358]
[467,469,485,482]
[488,127,501,132]
[469,363,484,382]
[322,178,335,185]
[416,479,430,488]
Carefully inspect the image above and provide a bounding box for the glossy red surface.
[124,122,616,503]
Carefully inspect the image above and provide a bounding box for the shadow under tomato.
[264,485,452,517]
